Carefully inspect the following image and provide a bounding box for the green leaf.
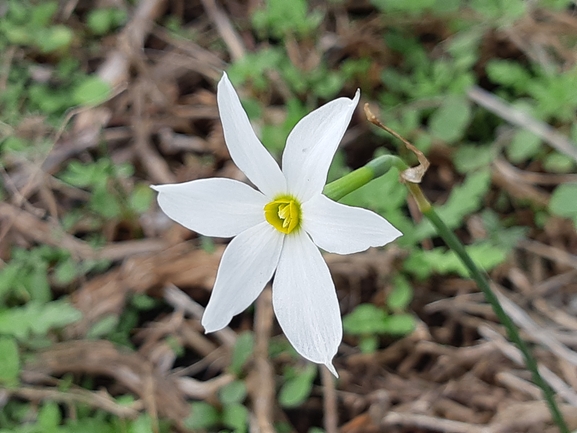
[222,402,249,432]
[486,60,531,91]
[454,144,495,173]
[279,364,316,408]
[481,210,527,249]
[414,169,491,240]
[429,96,471,143]
[382,314,416,335]
[33,301,83,334]
[543,153,575,174]
[90,186,121,218]
[359,336,379,354]
[87,8,127,35]
[54,258,78,285]
[129,414,155,433]
[550,183,577,219]
[30,2,58,27]
[528,69,577,121]
[30,262,51,303]
[405,242,508,279]
[252,0,323,39]
[343,304,388,335]
[470,0,526,21]
[38,25,73,53]
[371,0,436,13]
[184,402,220,430]
[38,401,61,428]
[129,184,154,213]
[73,76,112,106]
[506,129,541,163]
[130,294,157,311]
[0,337,20,387]
[387,275,413,311]
[0,300,82,340]
[227,48,283,90]
[87,315,119,339]
[219,380,247,405]
[230,331,254,375]
[0,262,22,299]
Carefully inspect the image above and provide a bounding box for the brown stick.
[321,366,338,433]
[250,288,276,433]
[199,0,246,61]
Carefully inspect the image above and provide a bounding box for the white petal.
[273,232,342,375]
[282,90,360,202]
[218,73,286,197]
[152,178,267,238]
[302,194,402,254]
[202,222,284,332]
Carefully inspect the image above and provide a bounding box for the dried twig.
[382,412,492,433]
[467,86,577,162]
[321,366,338,433]
[199,0,245,61]
[23,340,190,429]
[479,325,577,406]
[2,385,140,418]
[163,284,236,347]
[249,288,276,433]
[492,284,577,369]
[132,81,175,184]
[519,239,577,270]
[0,202,94,259]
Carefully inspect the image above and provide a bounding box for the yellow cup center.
[264,196,301,234]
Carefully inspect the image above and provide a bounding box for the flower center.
[264,195,301,234]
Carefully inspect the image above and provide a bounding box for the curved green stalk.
[324,159,568,433]
[422,206,568,433]
[323,155,406,201]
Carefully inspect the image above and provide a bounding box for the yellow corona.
[264,195,301,234]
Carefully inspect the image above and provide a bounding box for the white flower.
[152,73,401,375]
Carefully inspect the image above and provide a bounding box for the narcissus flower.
[152,73,401,375]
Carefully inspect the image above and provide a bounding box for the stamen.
[264,195,301,234]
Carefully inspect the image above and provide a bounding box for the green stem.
[325,158,568,432]
[323,155,406,201]
[422,206,568,433]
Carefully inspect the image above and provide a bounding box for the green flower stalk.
[323,105,569,433]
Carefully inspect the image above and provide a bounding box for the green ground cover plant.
[1,0,576,431]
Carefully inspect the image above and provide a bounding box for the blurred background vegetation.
[1,0,577,432]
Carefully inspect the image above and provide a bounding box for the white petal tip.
[201,318,227,334]
[219,71,231,87]
[370,225,403,249]
[384,228,403,244]
[202,324,219,334]
[325,362,339,378]
[150,184,160,191]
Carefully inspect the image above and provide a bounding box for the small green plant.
[229,331,255,375]
[251,0,324,39]
[549,183,577,227]
[278,363,317,408]
[59,158,153,221]
[343,275,415,353]
[0,1,73,54]
[0,400,170,433]
[185,389,249,432]
[86,8,127,36]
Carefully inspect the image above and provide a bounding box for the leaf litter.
[1,0,577,432]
